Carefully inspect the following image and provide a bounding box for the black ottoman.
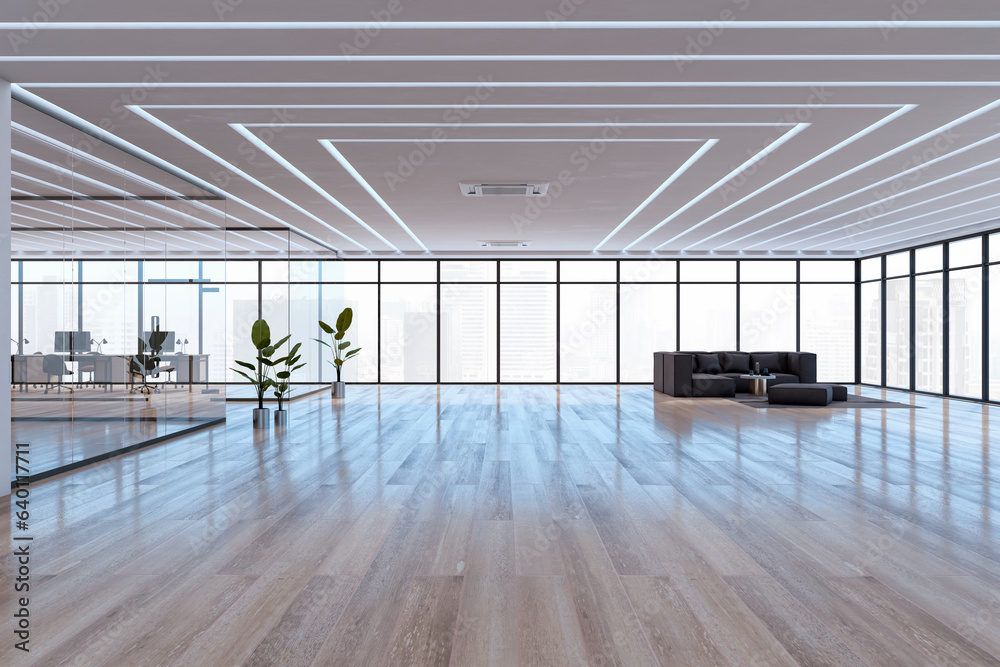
[768,383,832,406]
[828,384,848,401]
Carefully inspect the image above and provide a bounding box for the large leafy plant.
[273,342,305,411]
[231,319,289,410]
[130,329,167,396]
[315,307,361,382]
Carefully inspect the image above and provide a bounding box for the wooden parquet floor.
[2,384,998,666]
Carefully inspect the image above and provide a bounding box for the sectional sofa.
[653,351,818,397]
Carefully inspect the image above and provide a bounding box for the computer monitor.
[54,331,91,353]
[142,331,175,354]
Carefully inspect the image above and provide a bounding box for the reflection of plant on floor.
[231,319,290,410]
[131,329,167,397]
[273,342,305,411]
[315,307,361,382]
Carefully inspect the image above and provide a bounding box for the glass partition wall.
[859,230,996,402]
[10,99,232,480]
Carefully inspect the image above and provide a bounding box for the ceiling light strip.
[13,121,272,238]
[667,104,916,250]
[807,201,1000,252]
[325,139,704,143]
[758,137,1000,249]
[13,85,341,254]
[704,97,1000,250]
[7,54,1000,62]
[3,20,999,29]
[143,103,900,110]
[11,213,140,250]
[737,130,1000,249]
[787,176,1000,250]
[593,140,717,251]
[623,123,809,250]
[11,151,249,250]
[11,172,246,247]
[231,123,400,251]
[246,122,793,128]
[11,84,227,197]
[854,213,1000,255]
[127,105,354,251]
[319,140,428,253]
[23,81,1000,88]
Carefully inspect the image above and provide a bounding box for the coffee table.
[740,374,777,396]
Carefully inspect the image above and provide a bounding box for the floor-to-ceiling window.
[560,261,617,382]
[16,257,864,388]
[441,261,498,383]
[885,251,912,389]
[799,260,856,383]
[679,261,737,351]
[861,229,997,403]
[860,257,882,385]
[949,238,984,398]
[619,260,676,383]
[914,245,944,394]
[499,261,557,383]
[739,260,797,352]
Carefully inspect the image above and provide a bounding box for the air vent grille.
[478,240,531,248]
[460,182,549,197]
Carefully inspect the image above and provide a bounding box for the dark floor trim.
[11,417,227,486]
[225,384,330,403]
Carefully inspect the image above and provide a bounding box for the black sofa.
[653,351,818,397]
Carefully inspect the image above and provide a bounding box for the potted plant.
[231,319,289,429]
[272,342,305,426]
[315,307,361,399]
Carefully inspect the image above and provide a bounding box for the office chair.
[129,360,177,394]
[42,354,74,394]
[78,360,96,389]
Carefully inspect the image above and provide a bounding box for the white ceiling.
[4,0,1000,257]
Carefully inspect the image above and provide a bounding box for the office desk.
[160,354,210,390]
[11,355,46,390]
[12,353,211,391]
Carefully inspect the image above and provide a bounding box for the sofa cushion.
[769,373,800,386]
[717,351,750,374]
[720,372,750,393]
[690,373,736,397]
[694,353,722,374]
[750,352,781,374]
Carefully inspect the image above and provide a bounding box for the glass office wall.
[9,98,233,480]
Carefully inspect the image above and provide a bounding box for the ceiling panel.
[3,0,1000,257]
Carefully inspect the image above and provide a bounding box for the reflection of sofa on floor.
[654,351,817,397]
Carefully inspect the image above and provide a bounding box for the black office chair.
[42,354,74,394]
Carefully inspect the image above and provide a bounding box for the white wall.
[1,77,10,495]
